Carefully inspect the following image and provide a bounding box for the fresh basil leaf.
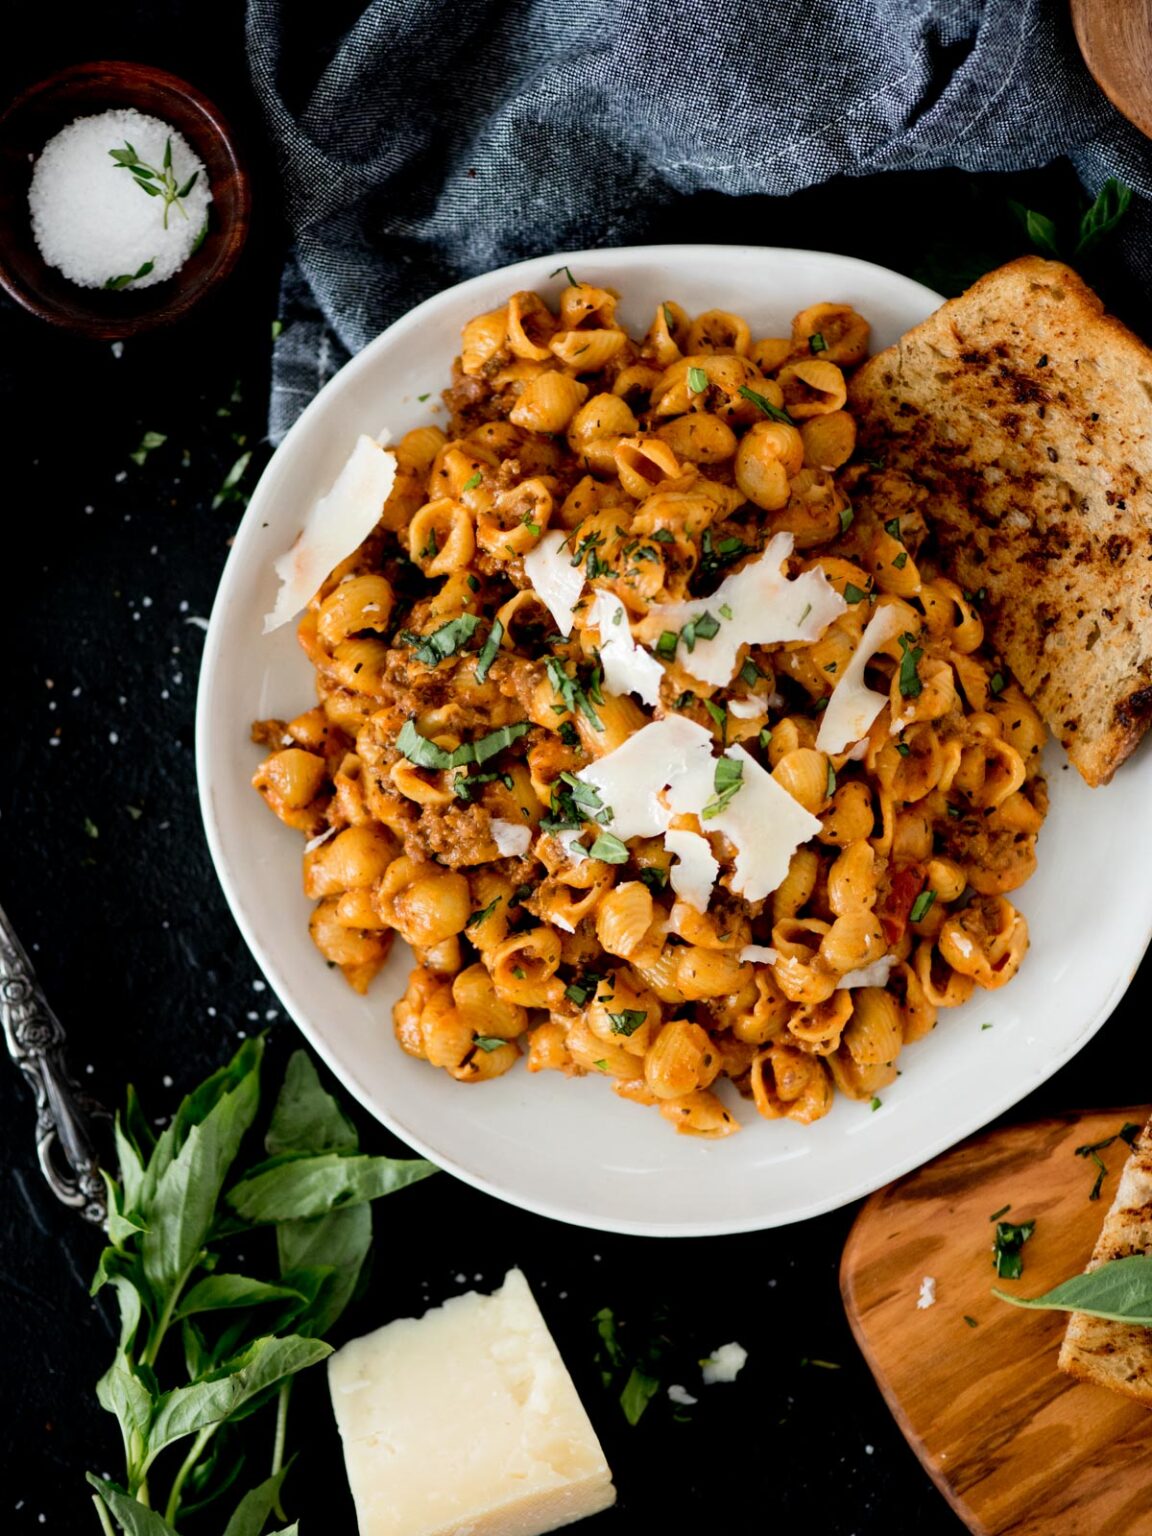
[227,1153,437,1224]
[619,1366,660,1426]
[87,1477,179,1536]
[174,1274,308,1320]
[147,1336,331,1460]
[409,613,481,668]
[994,1254,1152,1323]
[277,1205,372,1338]
[588,831,629,864]
[141,1040,263,1302]
[265,1050,357,1157]
[1020,205,1061,259]
[96,1357,154,1474]
[1075,178,1132,258]
[143,1037,263,1198]
[114,1116,147,1215]
[102,1172,146,1245]
[221,1466,293,1536]
[267,1528,299,1535]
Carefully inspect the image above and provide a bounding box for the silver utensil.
[0,902,106,1224]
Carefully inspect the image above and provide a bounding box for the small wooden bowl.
[0,60,251,338]
[1072,0,1152,142]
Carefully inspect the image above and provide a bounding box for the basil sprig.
[88,1042,436,1534]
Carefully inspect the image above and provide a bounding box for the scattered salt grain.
[701,1342,747,1384]
[111,341,124,359]
[29,109,211,290]
[114,471,127,483]
[917,1276,937,1310]
[162,1074,173,1088]
[252,979,266,992]
[108,731,119,744]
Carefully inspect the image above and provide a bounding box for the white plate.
[196,244,1152,1237]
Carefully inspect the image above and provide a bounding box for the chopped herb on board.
[993,1218,1036,1279]
[1074,1121,1141,1201]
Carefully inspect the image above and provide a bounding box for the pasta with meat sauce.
[251,283,1046,1136]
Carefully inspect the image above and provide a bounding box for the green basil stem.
[164,1424,216,1524]
[92,1494,116,1536]
[271,1379,292,1516]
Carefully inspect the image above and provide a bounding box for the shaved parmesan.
[664,828,720,912]
[589,589,664,707]
[739,944,779,965]
[303,825,339,855]
[815,603,905,754]
[576,716,820,908]
[837,954,896,990]
[264,435,397,633]
[727,696,767,720]
[576,716,714,841]
[638,533,845,687]
[490,818,532,858]
[524,529,586,637]
[667,743,822,903]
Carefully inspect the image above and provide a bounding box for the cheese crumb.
[701,1342,748,1384]
[490,818,532,858]
[667,1384,698,1406]
[588,588,663,706]
[917,1276,937,1310]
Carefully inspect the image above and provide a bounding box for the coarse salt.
[29,109,211,291]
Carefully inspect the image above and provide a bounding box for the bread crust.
[849,257,1152,786]
[1057,1117,1152,1405]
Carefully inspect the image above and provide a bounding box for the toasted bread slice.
[1058,1116,1152,1404]
[849,257,1152,786]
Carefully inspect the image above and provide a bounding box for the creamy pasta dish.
[252,281,1047,1136]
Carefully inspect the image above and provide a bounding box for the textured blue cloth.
[246,0,1152,442]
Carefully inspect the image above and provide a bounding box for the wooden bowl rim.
[0,59,252,338]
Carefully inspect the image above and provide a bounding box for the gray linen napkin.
[246,0,1152,442]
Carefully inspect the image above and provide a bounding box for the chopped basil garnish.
[701,755,743,819]
[909,889,936,923]
[466,896,501,929]
[589,831,629,863]
[409,613,481,667]
[687,366,709,394]
[396,719,530,771]
[895,741,911,757]
[989,670,1006,695]
[809,332,828,353]
[843,582,867,604]
[826,762,836,798]
[839,505,854,535]
[737,384,795,425]
[719,603,734,621]
[884,516,904,544]
[462,470,483,493]
[474,619,504,684]
[740,658,762,687]
[472,1035,505,1053]
[607,1009,647,1037]
[655,629,679,661]
[703,698,727,743]
[892,551,909,570]
[638,866,669,894]
[897,634,923,698]
[1074,1122,1142,1201]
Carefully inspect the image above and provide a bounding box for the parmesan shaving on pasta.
[575,716,714,841]
[837,955,896,990]
[523,529,586,637]
[490,819,532,858]
[815,602,905,754]
[664,828,720,912]
[739,944,779,965]
[666,743,823,903]
[638,532,845,687]
[577,718,821,909]
[264,435,397,634]
[588,589,664,707]
[727,697,767,720]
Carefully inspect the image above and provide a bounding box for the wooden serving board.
[841,1107,1152,1536]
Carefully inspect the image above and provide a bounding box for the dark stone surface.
[2,8,1148,1534]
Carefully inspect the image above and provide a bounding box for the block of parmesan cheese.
[328,1269,616,1536]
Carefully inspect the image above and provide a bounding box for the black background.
[3,6,1149,1533]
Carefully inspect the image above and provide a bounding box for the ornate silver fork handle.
[0,902,107,1225]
